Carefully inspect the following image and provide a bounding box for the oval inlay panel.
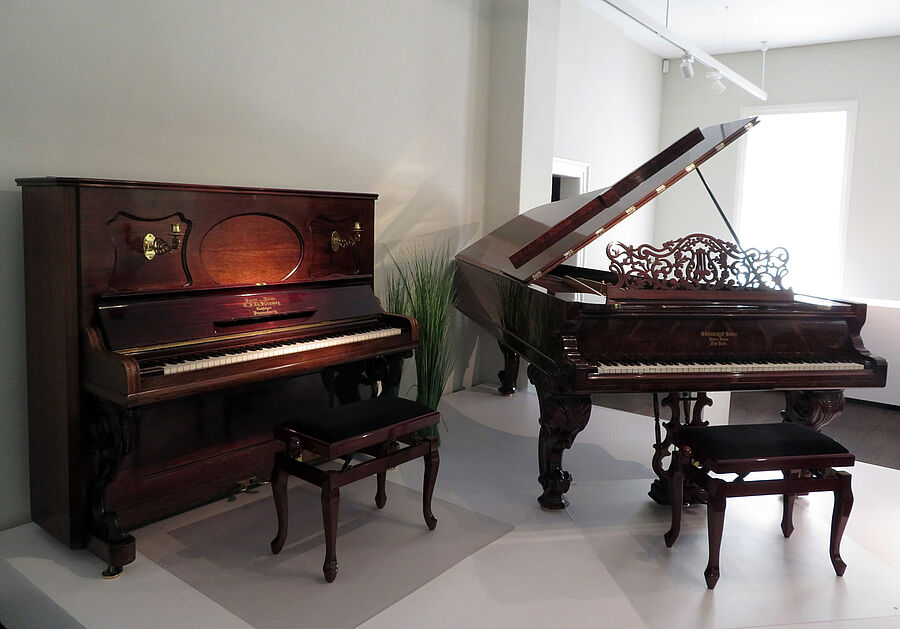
[200,214,303,285]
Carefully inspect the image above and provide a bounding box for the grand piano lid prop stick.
[454,118,887,510]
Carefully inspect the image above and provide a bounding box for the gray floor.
[593,391,900,470]
[3,385,900,628]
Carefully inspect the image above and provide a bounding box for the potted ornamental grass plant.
[383,241,456,443]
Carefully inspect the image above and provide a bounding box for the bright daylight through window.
[736,106,854,298]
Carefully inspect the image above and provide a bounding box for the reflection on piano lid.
[458,117,759,284]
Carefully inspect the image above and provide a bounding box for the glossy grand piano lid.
[456,117,758,284]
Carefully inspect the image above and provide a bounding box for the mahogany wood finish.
[606,232,791,295]
[648,392,711,504]
[19,177,417,577]
[508,126,705,270]
[461,118,759,285]
[454,119,887,510]
[269,399,440,582]
[529,364,592,509]
[497,341,520,395]
[783,389,846,430]
[664,426,855,588]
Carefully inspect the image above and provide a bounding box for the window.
[736,103,856,297]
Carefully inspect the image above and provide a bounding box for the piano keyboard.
[143,327,403,376]
[588,359,865,377]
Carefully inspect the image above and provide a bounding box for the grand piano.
[19,177,417,576]
[455,118,887,509]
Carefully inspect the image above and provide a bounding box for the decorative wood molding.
[606,232,790,294]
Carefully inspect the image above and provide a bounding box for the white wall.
[0,0,492,532]
[0,0,690,533]
[471,0,664,386]
[846,301,900,405]
[473,0,563,387]
[655,37,900,406]
[554,0,663,268]
[655,37,900,303]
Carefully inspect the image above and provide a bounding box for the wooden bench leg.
[664,463,684,548]
[375,442,389,509]
[781,469,800,538]
[321,478,340,583]
[423,448,439,530]
[270,454,289,555]
[830,471,853,576]
[705,481,727,589]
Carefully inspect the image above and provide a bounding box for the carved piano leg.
[649,391,711,505]
[331,363,367,405]
[781,389,847,487]
[362,351,412,398]
[528,365,591,509]
[782,390,845,430]
[88,399,137,578]
[497,341,520,396]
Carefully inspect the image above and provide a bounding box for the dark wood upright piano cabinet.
[19,177,417,576]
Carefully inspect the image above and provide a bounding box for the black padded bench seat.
[270,396,440,582]
[665,422,855,589]
[673,422,853,471]
[273,396,440,459]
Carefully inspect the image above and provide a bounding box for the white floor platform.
[2,384,900,628]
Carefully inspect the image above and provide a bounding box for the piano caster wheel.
[102,564,123,579]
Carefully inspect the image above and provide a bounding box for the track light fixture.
[707,71,726,95]
[597,0,767,100]
[680,53,694,79]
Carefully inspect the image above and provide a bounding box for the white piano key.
[159,327,403,375]
[586,357,867,379]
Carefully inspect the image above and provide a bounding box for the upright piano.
[19,177,417,575]
[454,118,887,509]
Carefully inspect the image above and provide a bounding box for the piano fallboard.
[98,281,385,352]
[83,313,417,407]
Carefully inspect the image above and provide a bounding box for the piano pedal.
[228,476,266,501]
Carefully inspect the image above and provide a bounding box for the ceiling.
[581,0,900,56]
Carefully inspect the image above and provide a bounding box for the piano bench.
[664,422,855,589]
[269,396,440,583]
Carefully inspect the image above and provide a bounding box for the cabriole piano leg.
[782,390,845,430]
[88,399,137,578]
[528,365,591,509]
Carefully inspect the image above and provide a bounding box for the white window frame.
[735,101,857,295]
